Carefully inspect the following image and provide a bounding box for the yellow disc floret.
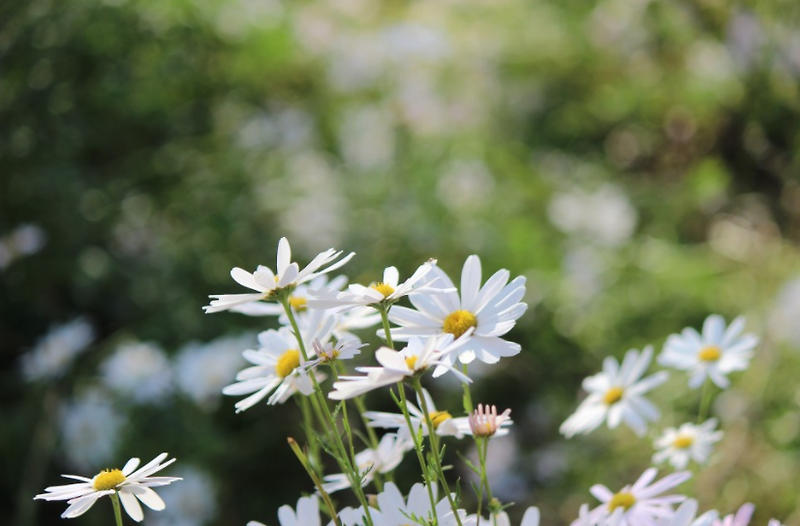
[673,435,694,449]
[370,282,396,298]
[443,310,478,338]
[276,349,300,378]
[429,411,453,430]
[405,356,418,370]
[93,469,126,491]
[603,386,624,405]
[698,345,721,362]
[608,492,636,512]
[289,296,308,312]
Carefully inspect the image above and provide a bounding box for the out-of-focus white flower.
[321,434,412,494]
[767,276,800,346]
[21,318,94,381]
[368,482,468,526]
[658,499,719,526]
[59,388,124,471]
[100,342,173,404]
[0,224,46,270]
[204,237,354,314]
[436,159,495,212]
[653,419,724,470]
[469,404,512,438]
[338,105,395,170]
[473,506,540,526]
[248,495,319,526]
[560,346,668,438]
[579,468,691,526]
[35,453,181,521]
[174,335,250,411]
[150,466,217,526]
[547,184,638,247]
[658,315,758,389]
[713,504,755,526]
[328,334,472,400]
[389,255,527,367]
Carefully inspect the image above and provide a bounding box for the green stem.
[288,438,340,526]
[414,379,464,526]
[697,379,714,424]
[378,306,394,348]
[298,394,321,471]
[479,437,494,503]
[110,493,123,526]
[461,363,473,414]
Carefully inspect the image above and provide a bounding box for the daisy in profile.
[307,260,445,309]
[658,315,759,389]
[231,274,348,317]
[369,482,469,526]
[578,468,691,526]
[653,419,724,469]
[34,452,181,521]
[388,255,527,366]
[248,495,320,526]
[560,346,668,438]
[320,434,412,494]
[328,334,472,401]
[203,237,354,314]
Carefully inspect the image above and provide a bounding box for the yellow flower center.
[698,345,721,362]
[608,492,636,512]
[603,387,624,405]
[405,356,418,370]
[289,296,307,312]
[429,411,453,429]
[92,469,126,491]
[276,349,300,378]
[370,282,396,298]
[673,435,694,449]
[443,310,478,338]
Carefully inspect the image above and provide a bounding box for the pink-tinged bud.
[469,404,512,438]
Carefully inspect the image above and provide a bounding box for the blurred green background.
[2,0,800,524]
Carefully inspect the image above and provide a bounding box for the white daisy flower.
[364,388,512,439]
[472,506,540,526]
[369,482,469,526]
[100,341,173,404]
[713,504,755,526]
[578,468,691,526]
[653,419,724,470]
[658,315,758,389]
[331,506,379,526]
[21,318,94,382]
[248,495,320,526]
[231,274,348,318]
[320,434,412,494]
[561,346,668,438]
[203,237,354,314]
[660,499,718,526]
[307,260,445,309]
[34,452,181,521]
[223,325,330,412]
[328,334,472,401]
[388,255,527,366]
[304,338,365,370]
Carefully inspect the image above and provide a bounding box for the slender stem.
[110,493,124,526]
[378,306,394,348]
[288,438,340,526]
[396,382,439,525]
[414,379,464,526]
[461,363,473,414]
[479,438,494,502]
[697,379,714,424]
[298,394,321,470]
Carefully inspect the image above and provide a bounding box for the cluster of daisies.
[33,237,786,526]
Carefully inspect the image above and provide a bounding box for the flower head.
[658,315,758,389]
[560,346,668,438]
[248,495,321,526]
[204,237,354,314]
[653,419,724,470]
[21,318,94,382]
[469,404,512,438]
[34,453,181,521]
[321,434,412,494]
[368,482,468,526]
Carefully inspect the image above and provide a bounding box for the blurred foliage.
[2,0,800,524]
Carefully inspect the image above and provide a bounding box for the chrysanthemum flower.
[560,346,668,438]
[658,315,758,389]
[468,404,512,438]
[320,434,412,494]
[231,274,348,317]
[579,468,691,526]
[304,338,364,369]
[328,334,472,401]
[248,495,320,526]
[388,255,527,366]
[652,419,724,470]
[203,237,354,314]
[307,260,445,309]
[34,453,181,521]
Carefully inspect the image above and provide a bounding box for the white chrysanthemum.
[100,342,173,404]
[248,495,320,526]
[21,318,94,381]
[149,466,217,526]
[304,338,364,370]
[223,325,330,412]
[578,468,691,526]
[653,419,724,470]
[658,315,758,389]
[59,388,124,471]
[560,346,668,438]
[364,388,512,440]
[34,453,181,521]
[307,260,445,309]
[204,237,354,314]
[231,274,348,318]
[321,434,412,494]
[174,334,250,411]
[368,482,469,526]
[473,506,540,526]
[389,255,527,366]
[547,184,638,247]
[328,334,472,401]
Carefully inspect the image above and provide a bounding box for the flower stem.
[461,363,473,413]
[288,438,341,526]
[297,394,321,471]
[110,493,123,526]
[378,306,394,348]
[697,379,714,424]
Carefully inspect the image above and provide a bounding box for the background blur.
[2,0,800,524]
